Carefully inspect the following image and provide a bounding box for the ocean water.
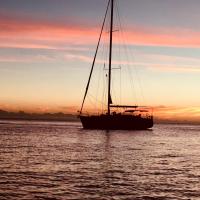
[0,121,200,200]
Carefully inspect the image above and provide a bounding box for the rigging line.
[86,95,98,113]
[88,93,107,107]
[115,1,122,105]
[100,21,110,111]
[104,9,110,64]
[95,29,107,110]
[102,17,109,67]
[116,0,146,105]
[111,71,116,104]
[94,61,102,111]
[123,32,146,105]
[120,66,122,105]
[80,0,111,114]
[116,0,139,105]
[103,72,108,113]
[128,46,146,105]
[87,95,104,114]
[101,34,108,113]
[101,73,104,112]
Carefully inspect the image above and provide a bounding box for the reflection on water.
[0,121,200,199]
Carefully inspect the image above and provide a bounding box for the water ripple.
[0,122,200,199]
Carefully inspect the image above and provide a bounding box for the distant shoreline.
[0,117,80,122]
[0,109,199,125]
[0,109,79,122]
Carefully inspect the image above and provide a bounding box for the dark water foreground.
[0,121,200,200]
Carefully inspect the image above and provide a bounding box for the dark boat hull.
[80,114,153,130]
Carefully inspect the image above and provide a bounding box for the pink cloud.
[1,15,200,74]
[0,15,98,48]
[1,15,200,49]
[123,27,200,47]
[63,52,200,73]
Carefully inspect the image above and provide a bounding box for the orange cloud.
[153,106,200,123]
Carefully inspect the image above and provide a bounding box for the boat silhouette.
[79,0,153,130]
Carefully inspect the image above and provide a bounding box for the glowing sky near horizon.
[0,0,200,120]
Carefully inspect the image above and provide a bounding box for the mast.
[108,0,114,115]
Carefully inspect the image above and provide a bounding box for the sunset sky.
[0,0,200,121]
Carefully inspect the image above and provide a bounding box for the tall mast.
[108,0,114,115]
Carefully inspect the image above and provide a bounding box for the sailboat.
[78,0,153,130]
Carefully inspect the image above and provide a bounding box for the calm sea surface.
[0,121,200,200]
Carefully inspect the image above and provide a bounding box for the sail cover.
[109,93,113,104]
